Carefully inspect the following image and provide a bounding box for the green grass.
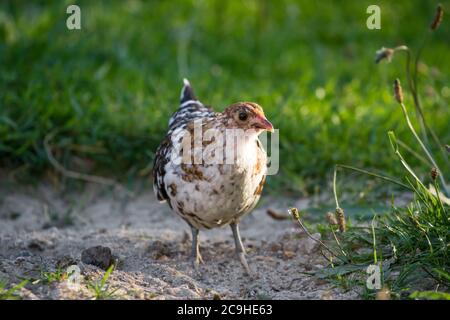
[0,279,28,300]
[86,264,118,300]
[33,268,68,285]
[1,1,448,300]
[1,0,449,193]
[292,18,450,298]
[296,168,449,299]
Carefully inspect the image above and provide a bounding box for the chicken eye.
[238,111,248,121]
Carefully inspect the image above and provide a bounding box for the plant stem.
[401,43,450,168]
[289,209,348,264]
[433,179,447,218]
[335,164,412,191]
[411,38,431,147]
[399,102,448,196]
[330,226,349,259]
[397,139,433,168]
[333,166,340,208]
[371,215,378,264]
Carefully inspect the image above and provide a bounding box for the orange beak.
[254,116,274,133]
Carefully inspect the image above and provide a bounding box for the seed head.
[326,212,338,225]
[335,207,346,232]
[430,4,444,31]
[394,79,404,104]
[289,207,300,220]
[375,47,395,64]
[431,167,439,181]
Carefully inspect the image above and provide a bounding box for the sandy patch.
[0,177,357,300]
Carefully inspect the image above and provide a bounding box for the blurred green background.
[0,0,449,195]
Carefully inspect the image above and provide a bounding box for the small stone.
[283,250,296,259]
[56,255,77,269]
[304,263,314,271]
[165,285,200,299]
[147,241,172,260]
[18,250,32,257]
[269,243,281,252]
[283,241,298,253]
[81,246,115,270]
[8,212,21,220]
[27,239,46,251]
[313,264,324,269]
[181,231,190,243]
[14,256,26,265]
[320,291,334,300]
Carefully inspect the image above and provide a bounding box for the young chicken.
[153,79,273,274]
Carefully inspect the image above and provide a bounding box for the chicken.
[153,79,273,274]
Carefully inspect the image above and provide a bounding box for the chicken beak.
[256,116,274,133]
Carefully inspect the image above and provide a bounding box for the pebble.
[56,255,77,269]
[81,246,116,270]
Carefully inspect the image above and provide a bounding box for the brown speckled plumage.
[152,79,273,274]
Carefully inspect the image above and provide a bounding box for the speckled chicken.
[153,79,273,274]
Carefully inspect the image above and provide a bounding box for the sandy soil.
[0,175,358,300]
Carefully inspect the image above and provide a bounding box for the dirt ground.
[0,173,358,300]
